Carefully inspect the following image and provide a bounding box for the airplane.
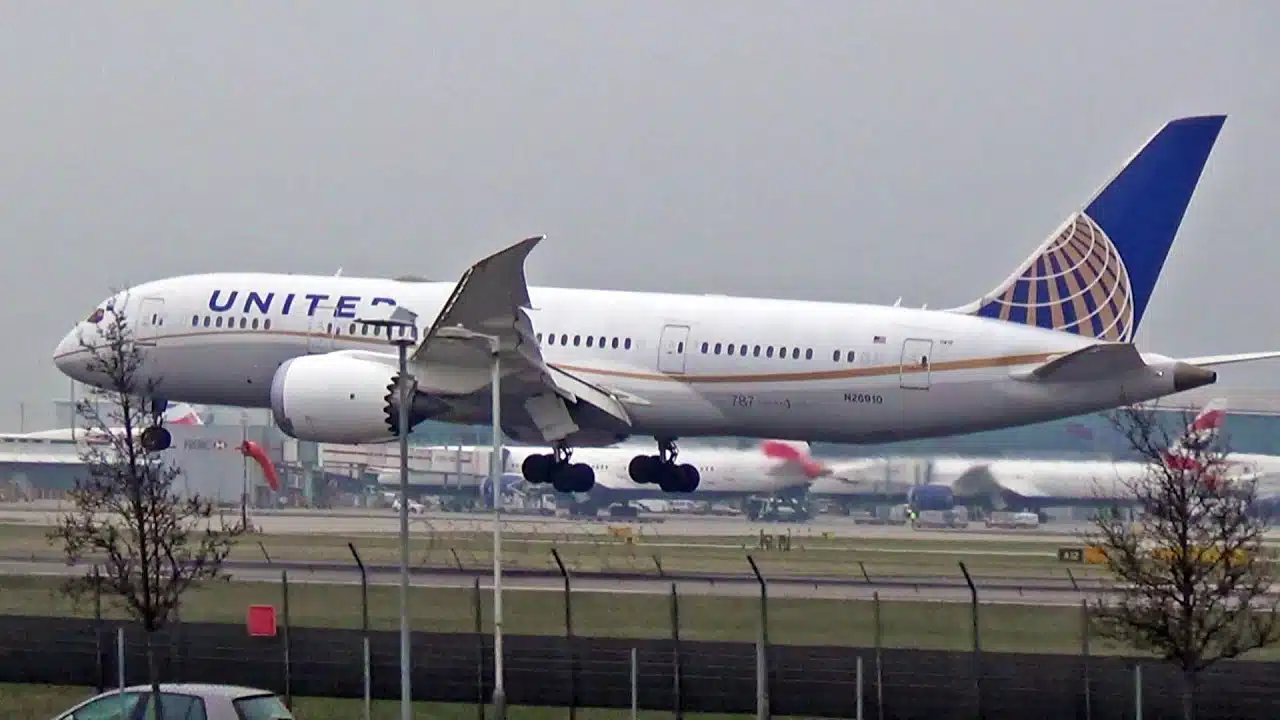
[939,399,1232,510]
[498,439,824,517]
[54,114,1280,499]
[9,402,204,442]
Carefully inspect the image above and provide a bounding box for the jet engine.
[269,354,442,444]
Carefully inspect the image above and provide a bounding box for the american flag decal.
[873,336,886,344]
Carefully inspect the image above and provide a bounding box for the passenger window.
[792,348,801,360]
[766,346,774,358]
[252,318,260,330]
[832,350,840,362]
[560,334,568,345]
[611,337,619,349]
[349,323,357,334]
[215,317,223,328]
[586,336,594,347]
[536,332,543,344]
[805,348,813,360]
[847,350,855,362]
[701,342,709,353]
[727,343,737,355]
[624,338,632,350]
[753,345,761,357]
[714,343,722,355]
[677,341,684,353]
[361,324,369,336]
[264,319,272,330]
[239,317,247,329]
[599,336,606,347]
[202,316,210,328]
[778,346,786,358]
[547,334,556,345]
[191,315,199,327]
[573,335,581,346]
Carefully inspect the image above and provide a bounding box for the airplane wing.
[1178,351,1280,367]
[407,236,633,442]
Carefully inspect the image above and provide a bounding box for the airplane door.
[307,305,335,353]
[658,325,691,374]
[899,338,934,390]
[136,297,165,345]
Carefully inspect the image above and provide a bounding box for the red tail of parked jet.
[1160,398,1228,490]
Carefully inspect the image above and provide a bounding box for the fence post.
[282,569,292,709]
[958,561,982,719]
[474,577,484,720]
[873,591,884,720]
[1134,663,1143,720]
[551,548,576,720]
[117,626,125,693]
[856,655,864,720]
[1081,599,1092,720]
[670,582,683,720]
[747,555,770,720]
[631,646,639,720]
[93,565,104,693]
[116,626,127,716]
[349,543,371,720]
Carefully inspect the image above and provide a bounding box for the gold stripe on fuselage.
[58,327,1058,386]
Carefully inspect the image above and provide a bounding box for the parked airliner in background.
[8,402,203,442]
[55,114,1280,497]
[943,399,1231,510]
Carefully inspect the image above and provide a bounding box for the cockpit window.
[86,308,105,324]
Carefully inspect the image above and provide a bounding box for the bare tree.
[1084,403,1280,719]
[47,292,246,712]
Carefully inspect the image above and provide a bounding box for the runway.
[0,504,1102,543]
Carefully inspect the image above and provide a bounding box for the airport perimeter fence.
[1,613,1279,719]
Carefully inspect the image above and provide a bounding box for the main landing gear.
[139,426,172,452]
[522,442,595,493]
[139,398,172,452]
[628,438,700,493]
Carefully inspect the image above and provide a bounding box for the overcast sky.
[2,2,1277,430]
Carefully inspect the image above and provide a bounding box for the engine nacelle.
[270,354,410,444]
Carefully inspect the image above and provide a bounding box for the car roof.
[115,683,276,699]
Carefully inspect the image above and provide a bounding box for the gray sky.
[3,2,1277,430]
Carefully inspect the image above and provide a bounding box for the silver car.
[53,683,294,719]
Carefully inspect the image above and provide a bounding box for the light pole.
[359,306,420,720]
[437,327,505,718]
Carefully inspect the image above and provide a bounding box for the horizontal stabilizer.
[1014,343,1145,382]
[1178,350,1280,368]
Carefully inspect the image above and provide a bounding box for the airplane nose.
[53,329,84,379]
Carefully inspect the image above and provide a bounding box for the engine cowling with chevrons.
[269,354,434,444]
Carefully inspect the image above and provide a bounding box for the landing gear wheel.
[552,463,595,494]
[657,463,698,493]
[140,426,171,452]
[629,455,660,484]
[677,463,700,493]
[522,454,554,484]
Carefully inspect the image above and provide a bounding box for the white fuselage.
[55,273,1197,447]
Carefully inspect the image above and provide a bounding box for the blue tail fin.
[951,115,1226,342]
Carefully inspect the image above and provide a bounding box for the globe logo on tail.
[975,212,1135,342]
